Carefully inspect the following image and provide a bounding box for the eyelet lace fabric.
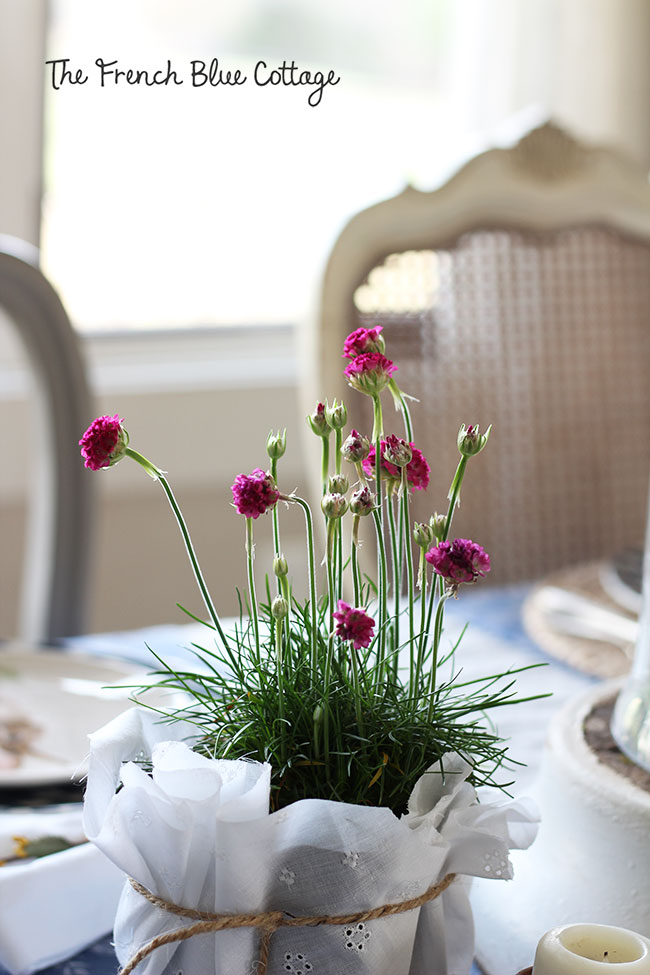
[83,708,539,975]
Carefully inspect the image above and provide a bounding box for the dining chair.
[0,235,94,642]
[303,120,650,583]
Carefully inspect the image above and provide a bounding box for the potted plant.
[79,325,540,975]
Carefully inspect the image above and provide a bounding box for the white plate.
[0,646,169,787]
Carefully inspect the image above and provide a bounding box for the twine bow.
[120,871,457,975]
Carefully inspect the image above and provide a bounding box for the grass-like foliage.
[140,591,544,813]
[82,325,548,815]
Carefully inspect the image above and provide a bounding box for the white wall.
[0,323,317,635]
[0,0,45,244]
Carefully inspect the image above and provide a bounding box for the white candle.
[534,924,650,974]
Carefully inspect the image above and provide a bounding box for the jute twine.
[120,871,456,975]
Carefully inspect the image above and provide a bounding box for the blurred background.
[2,0,650,636]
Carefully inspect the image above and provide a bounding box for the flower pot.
[83,708,537,975]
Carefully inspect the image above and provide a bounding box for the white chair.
[0,235,94,641]
[305,121,650,583]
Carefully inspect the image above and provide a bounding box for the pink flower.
[79,414,129,470]
[425,538,491,586]
[333,600,375,649]
[342,326,384,359]
[231,469,279,519]
[344,353,397,396]
[362,440,430,491]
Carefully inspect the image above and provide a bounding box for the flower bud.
[325,399,347,430]
[321,492,348,519]
[344,353,397,396]
[266,429,287,460]
[457,423,491,458]
[328,473,349,495]
[429,512,446,540]
[273,555,289,578]
[384,434,412,468]
[341,429,371,464]
[349,486,375,516]
[307,402,330,438]
[413,521,434,549]
[313,704,323,725]
[271,595,289,620]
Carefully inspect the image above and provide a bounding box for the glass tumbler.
[611,497,650,772]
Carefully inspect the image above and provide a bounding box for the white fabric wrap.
[83,708,538,975]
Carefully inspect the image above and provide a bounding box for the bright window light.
[42,1,456,331]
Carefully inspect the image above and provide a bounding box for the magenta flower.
[344,353,397,396]
[342,326,384,360]
[231,469,279,519]
[333,600,375,649]
[425,538,491,587]
[79,414,129,470]
[362,440,430,491]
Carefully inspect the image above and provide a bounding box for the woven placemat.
[522,561,636,678]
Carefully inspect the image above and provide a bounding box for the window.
[42,0,456,332]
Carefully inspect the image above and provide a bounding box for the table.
[0,583,596,975]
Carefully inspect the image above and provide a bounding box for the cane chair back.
[305,123,650,582]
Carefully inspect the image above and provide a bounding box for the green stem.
[245,517,260,656]
[371,507,388,686]
[326,518,337,647]
[444,456,468,541]
[279,573,291,641]
[413,554,428,697]
[313,705,322,761]
[125,448,231,653]
[349,643,364,733]
[323,518,337,765]
[417,562,439,692]
[334,426,344,604]
[400,468,415,684]
[275,616,286,759]
[391,381,414,441]
[335,427,342,475]
[386,491,400,655]
[321,435,330,494]
[337,519,343,605]
[355,460,368,487]
[351,515,362,605]
[371,394,384,443]
[426,591,450,723]
[289,495,318,687]
[371,393,386,684]
[270,457,282,588]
